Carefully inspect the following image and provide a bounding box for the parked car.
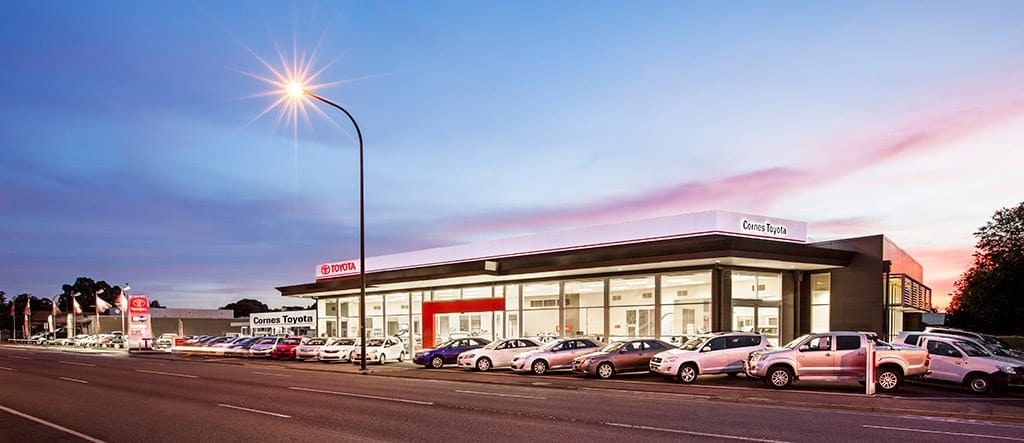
[351,337,406,364]
[457,338,541,371]
[924,327,1024,359]
[225,336,262,356]
[414,337,492,369]
[746,332,929,392]
[249,336,281,358]
[511,337,604,375]
[270,337,304,360]
[572,339,674,379]
[895,331,1024,362]
[318,338,359,363]
[154,333,177,350]
[295,337,330,361]
[920,336,1024,394]
[650,332,770,383]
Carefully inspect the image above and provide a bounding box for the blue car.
[413,337,492,368]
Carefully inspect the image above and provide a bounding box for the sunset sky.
[3,2,1023,310]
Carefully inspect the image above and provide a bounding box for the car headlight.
[464,354,475,359]
[662,356,679,363]
[999,366,1016,374]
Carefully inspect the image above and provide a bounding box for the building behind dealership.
[277,210,932,349]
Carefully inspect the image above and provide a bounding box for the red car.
[270,337,304,360]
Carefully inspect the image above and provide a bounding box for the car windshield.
[305,339,327,346]
[366,339,384,347]
[783,335,810,349]
[956,341,990,357]
[331,338,357,346]
[256,338,276,345]
[539,340,566,351]
[281,338,301,345]
[600,342,626,352]
[679,335,712,351]
[482,340,508,350]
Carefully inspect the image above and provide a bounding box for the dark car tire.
[398,352,405,363]
[430,355,445,369]
[476,357,493,372]
[766,365,793,389]
[677,363,699,384]
[966,373,992,395]
[596,362,615,379]
[531,359,549,375]
[378,354,386,365]
[876,366,903,393]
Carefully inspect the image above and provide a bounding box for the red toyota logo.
[320,264,330,275]
[131,298,147,308]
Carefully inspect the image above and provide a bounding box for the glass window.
[804,336,831,351]
[707,337,727,351]
[609,276,655,306]
[462,286,492,299]
[810,273,831,333]
[835,335,861,350]
[927,341,962,358]
[661,271,712,304]
[504,285,520,310]
[564,279,604,307]
[609,306,654,340]
[432,289,460,301]
[522,282,559,310]
[661,271,713,341]
[732,272,781,301]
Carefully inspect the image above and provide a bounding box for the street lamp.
[288,82,368,371]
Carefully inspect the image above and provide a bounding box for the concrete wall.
[813,235,885,336]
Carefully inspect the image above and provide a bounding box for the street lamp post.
[294,87,368,372]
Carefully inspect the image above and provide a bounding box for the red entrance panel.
[422,298,505,348]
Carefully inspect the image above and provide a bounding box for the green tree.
[220,298,270,318]
[947,201,1024,334]
[59,277,116,314]
[150,300,165,308]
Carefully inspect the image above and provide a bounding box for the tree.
[150,300,165,308]
[220,298,270,318]
[59,277,116,314]
[946,201,1024,334]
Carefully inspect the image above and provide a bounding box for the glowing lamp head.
[287,82,305,98]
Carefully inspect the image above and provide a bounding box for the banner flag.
[96,296,113,313]
[73,299,83,315]
[23,301,31,316]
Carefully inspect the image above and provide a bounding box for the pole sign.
[127,295,154,349]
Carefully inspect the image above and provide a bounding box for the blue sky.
[2,1,1023,310]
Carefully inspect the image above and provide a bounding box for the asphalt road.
[2,346,1024,442]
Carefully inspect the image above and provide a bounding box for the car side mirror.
[701,346,712,353]
[619,348,628,353]
[798,344,810,351]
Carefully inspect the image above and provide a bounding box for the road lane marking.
[135,369,198,379]
[253,371,292,377]
[862,425,1024,441]
[603,422,791,443]
[9,356,30,360]
[289,386,434,405]
[217,404,291,418]
[0,405,107,443]
[60,377,89,384]
[455,390,546,400]
[0,366,12,371]
[59,360,96,367]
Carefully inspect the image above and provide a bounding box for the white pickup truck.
[746,331,929,392]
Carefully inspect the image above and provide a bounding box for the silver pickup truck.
[746,331,929,392]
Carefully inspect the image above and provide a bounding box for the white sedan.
[457,338,541,371]
[317,338,359,363]
[351,337,406,364]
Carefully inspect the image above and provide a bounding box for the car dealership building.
[276,210,932,349]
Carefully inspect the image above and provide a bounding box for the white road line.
[60,377,89,384]
[0,366,13,371]
[0,404,107,443]
[217,404,291,418]
[862,424,1024,441]
[253,371,292,377]
[9,356,30,360]
[895,396,1024,402]
[59,360,96,367]
[289,386,434,405]
[135,369,198,379]
[604,422,791,442]
[455,390,546,400]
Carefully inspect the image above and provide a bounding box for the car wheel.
[476,357,492,372]
[767,365,793,389]
[596,362,615,379]
[677,363,699,384]
[430,355,444,369]
[398,352,405,363]
[531,359,549,375]
[378,354,386,365]
[966,373,992,395]
[876,366,903,393]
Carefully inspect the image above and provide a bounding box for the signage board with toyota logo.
[316,260,360,280]
[127,295,154,350]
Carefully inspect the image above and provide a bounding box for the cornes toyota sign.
[716,212,806,242]
[316,260,359,280]
[250,310,316,329]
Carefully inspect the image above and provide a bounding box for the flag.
[73,299,83,315]
[96,295,112,314]
[23,301,31,316]
[116,292,127,310]
[52,299,60,315]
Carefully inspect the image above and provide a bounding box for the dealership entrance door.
[422,298,505,348]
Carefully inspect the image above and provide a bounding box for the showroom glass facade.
[315,268,799,349]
